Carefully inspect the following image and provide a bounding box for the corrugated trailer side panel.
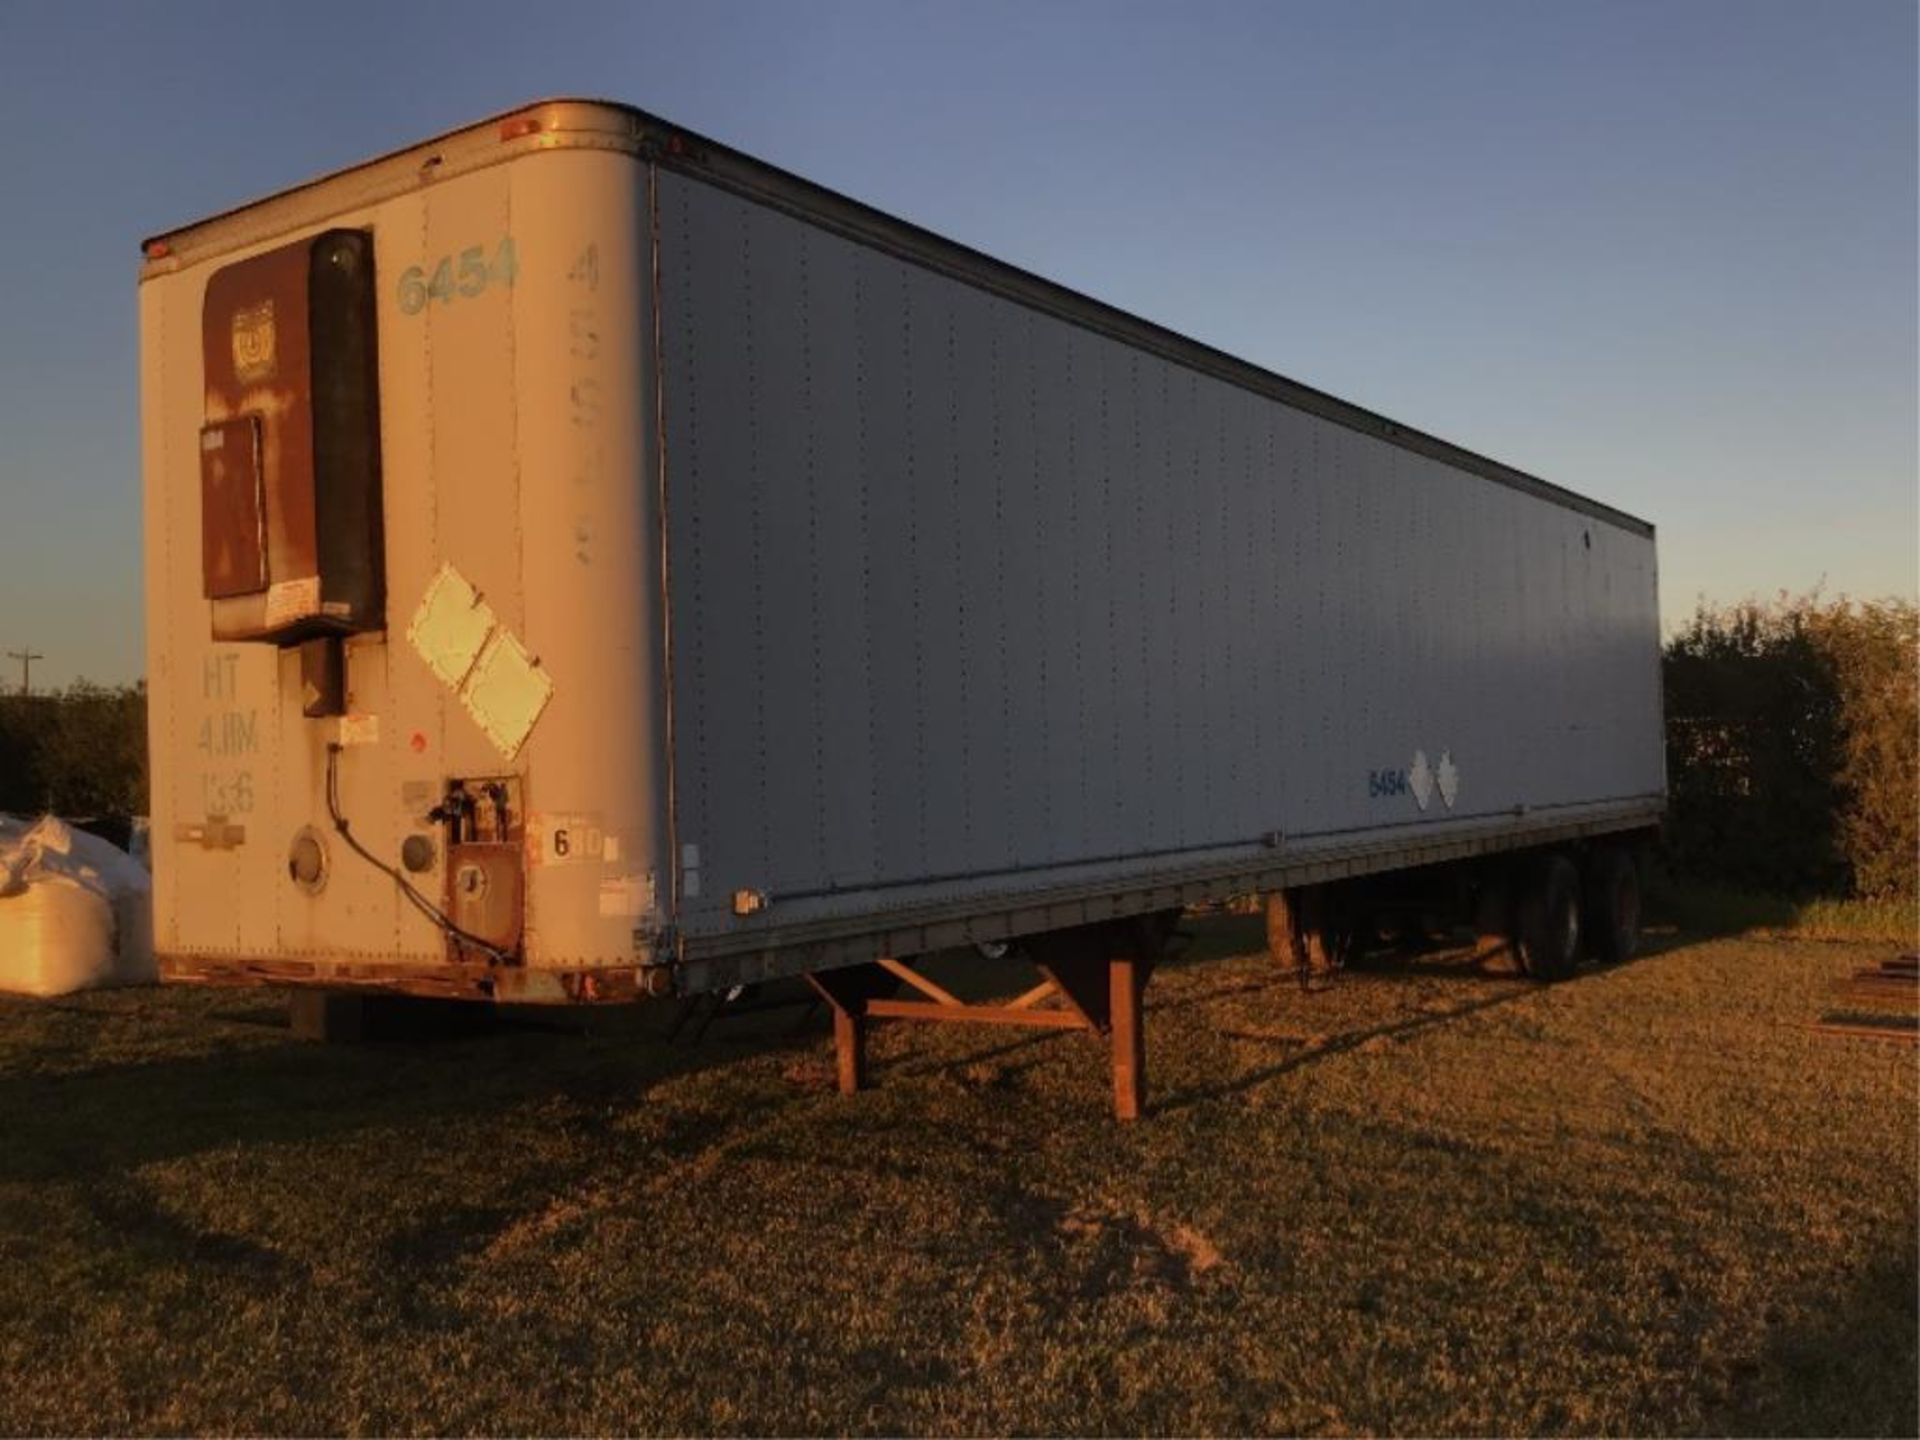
[656,170,1663,943]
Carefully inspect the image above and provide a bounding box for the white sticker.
[682,869,702,900]
[407,564,496,689]
[337,713,380,747]
[264,575,320,629]
[527,813,603,867]
[1437,751,1460,809]
[1409,749,1434,812]
[597,872,656,918]
[460,628,554,759]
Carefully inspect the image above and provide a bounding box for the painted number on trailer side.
[1368,768,1409,799]
[201,770,254,815]
[396,238,518,315]
[528,813,607,867]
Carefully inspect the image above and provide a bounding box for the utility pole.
[7,648,44,696]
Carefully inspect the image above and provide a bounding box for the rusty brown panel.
[201,240,317,598]
[447,844,524,953]
[440,775,527,959]
[157,950,650,1005]
[198,416,266,598]
[157,952,498,1000]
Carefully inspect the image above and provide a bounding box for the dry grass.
[1647,875,1919,945]
[0,919,1914,1436]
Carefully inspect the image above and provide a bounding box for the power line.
[6,649,45,696]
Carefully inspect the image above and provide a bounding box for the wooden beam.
[1265,889,1305,969]
[833,1002,866,1092]
[803,915,1174,1119]
[1006,979,1059,1011]
[865,998,1089,1029]
[878,956,965,1008]
[805,963,901,1096]
[1110,954,1146,1121]
[1029,930,1112,1031]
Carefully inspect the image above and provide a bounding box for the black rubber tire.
[1583,847,1642,965]
[1514,853,1583,981]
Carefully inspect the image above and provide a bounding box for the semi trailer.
[140,99,1664,1118]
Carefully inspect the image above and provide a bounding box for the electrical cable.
[324,743,513,963]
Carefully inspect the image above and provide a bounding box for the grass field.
[0,919,1914,1436]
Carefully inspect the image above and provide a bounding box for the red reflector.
[143,239,171,259]
[500,116,543,141]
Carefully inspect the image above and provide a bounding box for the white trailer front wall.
[142,146,664,973]
[657,170,1662,937]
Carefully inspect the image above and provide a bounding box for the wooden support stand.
[289,990,366,1043]
[805,915,1173,1121]
[1264,884,1351,978]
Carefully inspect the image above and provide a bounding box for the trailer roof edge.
[139,97,1656,539]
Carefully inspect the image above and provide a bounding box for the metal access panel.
[198,415,266,598]
[198,228,386,643]
[656,169,1664,947]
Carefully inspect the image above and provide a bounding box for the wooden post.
[1265,889,1303,970]
[1110,954,1145,1121]
[807,923,1169,1121]
[832,1004,867,1095]
[806,963,898,1097]
[288,990,366,1043]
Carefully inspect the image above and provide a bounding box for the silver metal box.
[140,100,1662,1001]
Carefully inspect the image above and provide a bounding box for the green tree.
[0,681,148,821]
[1663,594,1917,900]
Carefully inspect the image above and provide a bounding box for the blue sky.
[0,0,1913,689]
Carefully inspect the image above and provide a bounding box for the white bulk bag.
[0,814,156,997]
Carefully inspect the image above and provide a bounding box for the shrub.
[1663,594,1917,900]
[0,681,148,821]
[1811,599,1919,900]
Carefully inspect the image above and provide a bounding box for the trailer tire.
[1514,853,1582,981]
[1583,847,1642,965]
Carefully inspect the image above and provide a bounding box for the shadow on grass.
[1148,929,1688,1115]
[0,918,1698,1186]
[1150,986,1535,1114]
[0,995,791,1187]
[1644,874,1803,940]
[1702,1247,1920,1437]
